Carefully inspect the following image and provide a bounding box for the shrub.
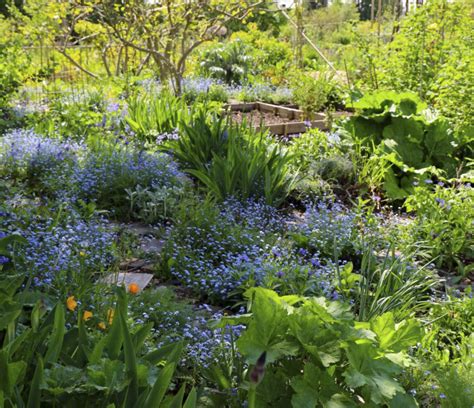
[199,40,253,85]
[166,114,296,206]
[221,287,421,407]
[404,181,474,276]
[340,90,471,199]
[291,71,343,119]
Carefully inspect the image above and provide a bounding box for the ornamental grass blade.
[26,356,43,408]
[183,388,197,408]
[119,307,138,407]
[143,363,176,408]
[44,304,65,365]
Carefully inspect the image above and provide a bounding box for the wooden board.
[256,120,328,135]
[100,272,153,292]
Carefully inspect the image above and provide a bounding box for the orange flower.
[83,311,93,321]
[66,296,77,311]
[107,308,115,325]
[98,322,106,330]
[128,282,140,294]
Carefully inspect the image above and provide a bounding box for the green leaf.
[144,341,183,366]
[119,307,138,407]
[143,363,175,408]
[183,388,197,408]
[0,351,26,397]
[371,313,421,352]
[27,356,43,408]
[44,304,65,365]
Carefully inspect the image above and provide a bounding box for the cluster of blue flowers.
[165,199,282,301]
[295,201,359,259]
[131,293,244,369]
[165,199,350,303]
[0,129,82,193]
[0,207,116,288]
[0,130,188,211]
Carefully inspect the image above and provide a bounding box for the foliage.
[124,92,192,143]
[166,114,297,206]
[341,90,471,200]
[0,279,195,408]
[199,40,253,85]
[337,247,438,321]
[64,0,263,93]
[221,287,421,407]
[226,26,293,85]
[288,130,353,199]
[404,293,474,407]
[376,0,474,129]
[291,71,343,118]
[404,181,474,276]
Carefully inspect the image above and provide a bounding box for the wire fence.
[17,44,150,107]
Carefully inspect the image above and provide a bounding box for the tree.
[86,0,265,93]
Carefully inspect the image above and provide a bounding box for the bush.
[340,90,471,200]
[199,40,253,85]
[404,181,474,276]
[291,70,344,119]
[221,287,421,407]
[0,130,188,219]
[166,114,296,206]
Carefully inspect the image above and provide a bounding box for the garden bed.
[224,101,351,135]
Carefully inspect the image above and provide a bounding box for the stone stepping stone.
[100,272,153,292]
[140,238,165,254]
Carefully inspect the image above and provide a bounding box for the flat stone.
[141,264,157,273]
[119,258,140,270]
[124,223,156,236]
[140,238,165,253]
[100,272,153,292]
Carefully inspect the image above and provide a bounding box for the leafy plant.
[337,246,438,321]
[340,90,470,199]
[0,279,196,408]
[199,40,253,85]
[404,182,474,276]
[221,287,421,407]
[167,114,297,206]
[124,91,193,143]
[291,71,343,119]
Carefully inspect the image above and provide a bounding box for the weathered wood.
[100,272,153,292]
[223,102,256,112]
[256,120,329,135]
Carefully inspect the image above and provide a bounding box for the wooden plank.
[311,113,326,120]
[310,120,327,130]
[257,120,329,135]
[223,103,256,112]
[100,272,153,292]
[257,102,303,118]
